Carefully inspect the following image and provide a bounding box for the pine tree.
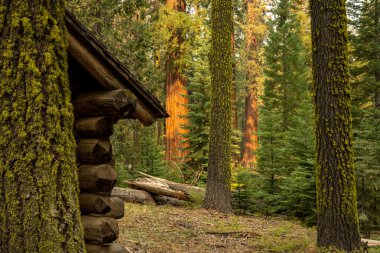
[139,126,168,177]
[203,0,233,213]
[350,0,380,237]
[183,5,211,183]
[256,0,314,219]
[0,1,85,252]
[310,0,362,250]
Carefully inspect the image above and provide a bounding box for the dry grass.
[116,203,317,253]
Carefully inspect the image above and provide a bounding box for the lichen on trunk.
[202,0,233,213]
[0,1,85,252]
[310,0,362,251]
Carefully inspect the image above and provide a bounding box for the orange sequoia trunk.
[165,0,189,164]
[242,91,258,167]
[241,0,264,169]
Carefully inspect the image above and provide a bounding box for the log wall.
[73,89,132,253]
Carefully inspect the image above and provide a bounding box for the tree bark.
[165,0,189,165]
[241,0,265,169]
[202,0,233,213]
[0,1,85,252]
[310,0,362,251]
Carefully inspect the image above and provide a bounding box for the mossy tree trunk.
[202,0,233,213]
[241,0,265,169]
[165,0,189,165]
[310,0,362,251]
[0,1,85,252]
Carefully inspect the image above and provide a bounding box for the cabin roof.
[65,10,168,119]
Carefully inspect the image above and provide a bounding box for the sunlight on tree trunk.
[241,0,265,169]
[165,0,189,165]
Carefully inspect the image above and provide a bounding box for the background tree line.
[67,0,379,237]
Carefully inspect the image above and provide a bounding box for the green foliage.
[255,0,315,224]
[112,121,168,186]
[139,125,168,177]
[231,167,255,215]
[349,0,380,236]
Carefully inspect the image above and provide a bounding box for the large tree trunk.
[241,0,265,169]
[0,1,85,252]
[310,0,362,251]
[165,0,189,165]
[202,0,233,213]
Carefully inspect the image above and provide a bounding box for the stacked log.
[73,90,132,253]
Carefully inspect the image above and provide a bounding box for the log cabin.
[65,11,168,253]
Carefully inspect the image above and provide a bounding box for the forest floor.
[116,203,317,253]
[116,203,380,253]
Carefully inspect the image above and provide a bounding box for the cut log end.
[79,193,111,214]
[82,216,119,244]
[78,164,117,193]
[77,139,112,164]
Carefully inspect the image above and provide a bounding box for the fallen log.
[90,197,125,219]
[77,139,112,164]
[82,216,119,244]
[73,89,136,119]
[137,172,205,202]
[75,116,113,137]
[126,177,189,201]
[153,195,187,207]
[111,187,156,205]
[79,193,111,214]
[85,243,133,253]
[78,164,117,193]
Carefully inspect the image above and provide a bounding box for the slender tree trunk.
[0,1,85,252]
[203,0,233,213]
[374,0,380,108]
[231,28,239,165]
[310,0,362,251]
[231,30,238,130]
[165,0,189,165]
[241,0,264,169]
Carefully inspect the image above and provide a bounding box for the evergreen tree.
[183,7,211,183]
[203,0,233,213]
[0,1,85,252]
[350,0,380,237]
[139,126,168,177]
[256,0,315,221]
[310,0,362,250]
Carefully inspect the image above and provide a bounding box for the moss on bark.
[0,1,85,252]
[310,0,362,251]
[202,0,233,213]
